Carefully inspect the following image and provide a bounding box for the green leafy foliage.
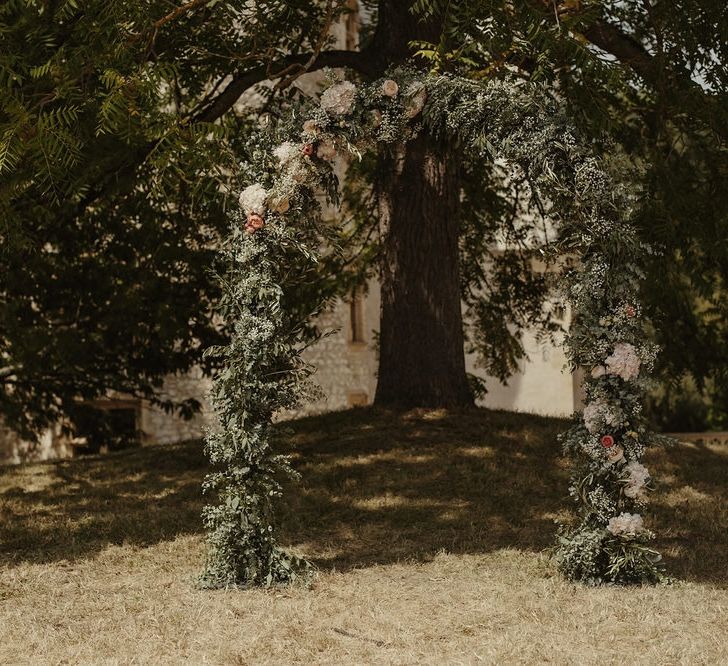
[199,219,320,588]
[4,0,726,443]
[421,74,668,582]
[0,0,344,441]
[411,0,728,429]
[199,70,423,587]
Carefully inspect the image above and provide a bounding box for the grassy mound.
[1,407,727,664]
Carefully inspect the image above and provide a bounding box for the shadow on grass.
[646,438,728,586]
[281,408,568,570]
[1,407,726,586]
[0,442,206,566]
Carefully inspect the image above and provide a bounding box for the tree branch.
[582,20,658,82]
[529,1,660,82]
[532,2,714,107]
[274,0,337,90]
[154,0,210,30]
[193,48,371,123]
[66,48,368,224]
[580,18,727,139]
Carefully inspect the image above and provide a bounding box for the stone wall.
[138,367,215,446]
[285,284,380,418]
[0,282,578,465]
[0,421,72,466]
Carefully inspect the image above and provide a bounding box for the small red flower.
[600,435,615,448]
[624,304,637,317]
[301,143,315,156]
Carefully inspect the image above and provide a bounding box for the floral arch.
[198,70,668,589]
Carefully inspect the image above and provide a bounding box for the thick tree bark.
[374,133,473,408]
[366,2,473,408]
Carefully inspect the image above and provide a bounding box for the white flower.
[625,460,649,483]
[381,79,399,97]
[238,183,267,216]
[624,461,649,498]
[404,83,427,119]
[370,109,383,128]
[607,512,644,536]
[274,141,299,165]
[582,402,601,434]
[582,399,620,435]
[605,342,641,381]
[316,139,336,161]
[320,81,357,115]
[274,141,308,184]
[606,445,624,464]
[302,119,319,135]
[270,195,290,214]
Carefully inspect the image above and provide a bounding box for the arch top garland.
[198,68,668,589]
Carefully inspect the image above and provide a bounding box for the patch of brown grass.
[1,407,727,664]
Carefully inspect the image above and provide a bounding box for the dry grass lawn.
[1,407,727,665]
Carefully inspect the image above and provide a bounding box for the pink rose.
[591,365,606,379]
[600,435,615,448]
[381,79,399,97]
[246,213,265,233]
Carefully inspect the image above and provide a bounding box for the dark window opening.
[71,401,140,455]
[349,289,365,343]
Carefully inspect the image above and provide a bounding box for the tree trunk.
[363,0,473,408]
[374,133,474,408]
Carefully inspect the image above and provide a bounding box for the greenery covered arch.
[199,71,667,589]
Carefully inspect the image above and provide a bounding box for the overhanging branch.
[532,2,716,109]
[582,20,658,82]
[581,18,726,140]
[194,49,371,123]
[69,48,368,222]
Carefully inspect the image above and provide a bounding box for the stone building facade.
[295,279,579,418]
[0,283,579,465]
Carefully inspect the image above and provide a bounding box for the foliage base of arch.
[198,70,668,589]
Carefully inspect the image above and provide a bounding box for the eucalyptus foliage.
[207,69,666,587]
